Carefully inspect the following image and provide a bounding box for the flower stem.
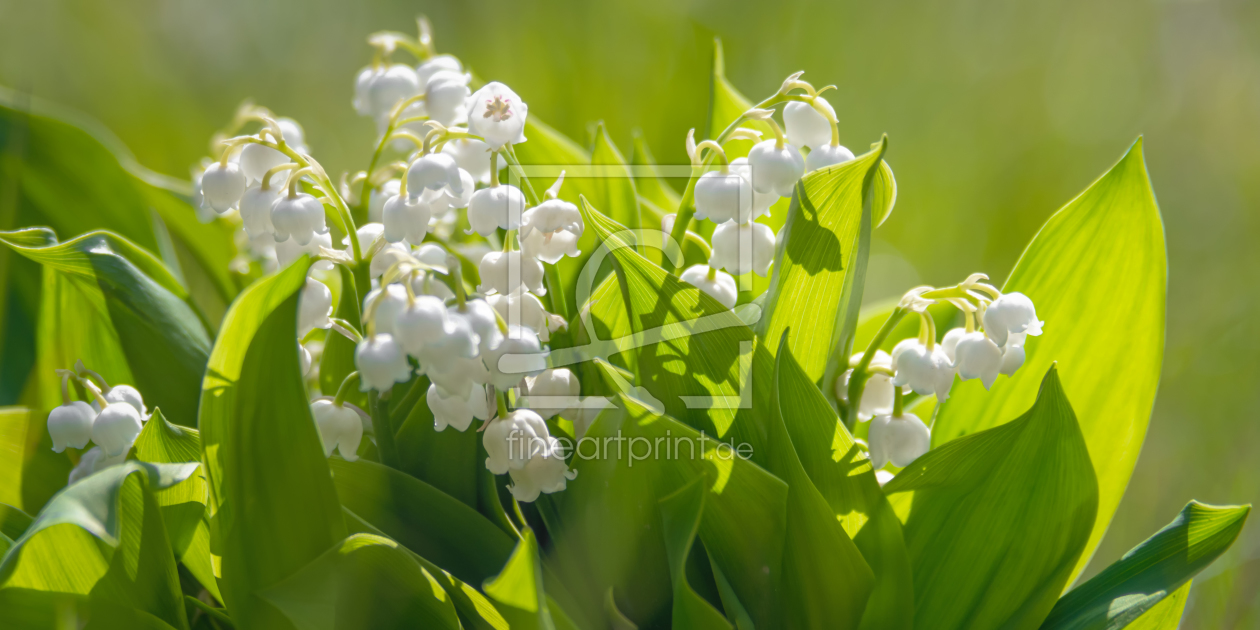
[845,306,907,427]
[369,390,400,467]
[893,385,904,417]
[333,372,361,407]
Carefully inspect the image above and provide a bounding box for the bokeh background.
[1,0,1257,625]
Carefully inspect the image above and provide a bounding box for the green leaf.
[707,39,772,161]
[132,409,220,603]
[327,457,514,586]
[483,528,555,630]
[766,333,874,628]
[0,504,32,542]
[198,257,346,629]
[259,533,462,630]
[0,461,198,629]
[2,229,212,425]
[1040,501,1250,630]
[1121,582,1190,630]
[629,131,681,215]
[657,478,734,630]
[0,406,72,514]
[392,386,480,510]
[758,140,890,387]
[318,264,366,408]
[590,123,643,235]
[932,139,1167,581]
[883,366,1099,630]
[772,335,914,630]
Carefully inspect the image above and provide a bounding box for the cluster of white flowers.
[663,77,855,308]
[45,363,150,484]
[836,276,1045,471]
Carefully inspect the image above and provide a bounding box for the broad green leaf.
[773,335,914,630]
[707,39,772,160]
[259,533,461,630]
[884,366,1099,630]
[590,123,643,234]
[933,139,1167,581]
[629,131,681,215]
[0,504,32,542]
[766,334,874,628]
[2,229,212,424]
[657,478,734,630]
[758,140,890,387]
[0,406,72,513]
[0,92,238,305]
[392,387,480,509]
[1040,501,1250,630]
[1122,581,1190,630]
[198,257,346,629]
[0,461,197,629]
[327,457,514,586]
[483,528,555,630]
[132,409,220,602]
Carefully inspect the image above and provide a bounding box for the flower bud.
[48,401,96,453]
[892,340,955,401]
[363,284,408,337]
[368,179,402,224]
[442,137,495,184]
[522,368,580,419]
[364,64,421,121]
[239,142,289,184]
[693,170,754,225]
[489,292,549,343]
[298,278,333,337]
[483,409,551,474]
[240,184,280,238]
[382,193,434,245]
[709,220,775,277]
[982,292,1044,347]
[783,98,835,149]
[805,143,855,172]
[91,402,143,457]
[406,153,464,200]
[466,82,528,149]
[104,385,147,418]
[467,185,527,235]
[270,193,327,246]
[416,55,463,88]
[355,334,412,391]
[680,265,737,309]
[427,383,491,432]
[508,437,576,502]
[310,400,363,461]
[954,331,1003,389]
[868,412,931,469]
[425,355,491,401]
[482,325,545,389]
[394,295,450,356]
[202,161,247,213]
[459,299,506,352]
[478,251,546,296]
[747,139,805,197]
[275,117,307,153]
[425,70,473,126]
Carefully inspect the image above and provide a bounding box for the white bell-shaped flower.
[727,158,777,219]
[892,340,955,401]
[104,385,147,417]
[483,409,551,474]
[382,192,434,245]
[239,142,289,184]
[364,64,421,121]
[478,251,546,296]
[368,179,402,224]
[355,334,412,391]
[426,355,491,401]
[91,402,143,457]
[443,137,495,184]
[999,332,1027,376]
[353,66,379,116]
[427,383,491,432]
[783,98,835,149]
[406,153,464,199]
[270,193,327,246]
[416,54,463,87]
[239,183,279,238]
[508,437,577,502]
[298,278,333,337]
[425,70,472,126]
[709,220,775,277]
[805,144,856,173]
[940,327,967,363]
[310,399,363,461]
[275,117,307,153]
[48,401,96,453]
[874,469,895,486]
[436,169,475,211]
[202,161,247,213]
[954,331,1003,389]
[747,139,805,197]
[67,446,128,485]
[363,283,408,337]
[983,292,1045,347]
[299,343,312,376]
[275,231,333,270]
[410,271,455,302]
[347,222,385,252]
[482,325,545,389]
[520,199,584,264]
[369,243,411,279]
[522,368,580,419]
[467,185,527,235]
[459,299,506,352]
[679,265,737,309]
[868,412,931,469]
[693,169,754,225]
[466,82,528,149]
[834,350,895,421]
[394,295,451,356]
[488,292,549,343]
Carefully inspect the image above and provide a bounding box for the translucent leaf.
[657,478,733,630]
[483,529,556,630]
[1040,501,1250,630]
[932,139,1167,581]
[707,39,772,161]
[884,366,1099,630]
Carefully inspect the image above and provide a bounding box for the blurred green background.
[2,0,1257,625]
